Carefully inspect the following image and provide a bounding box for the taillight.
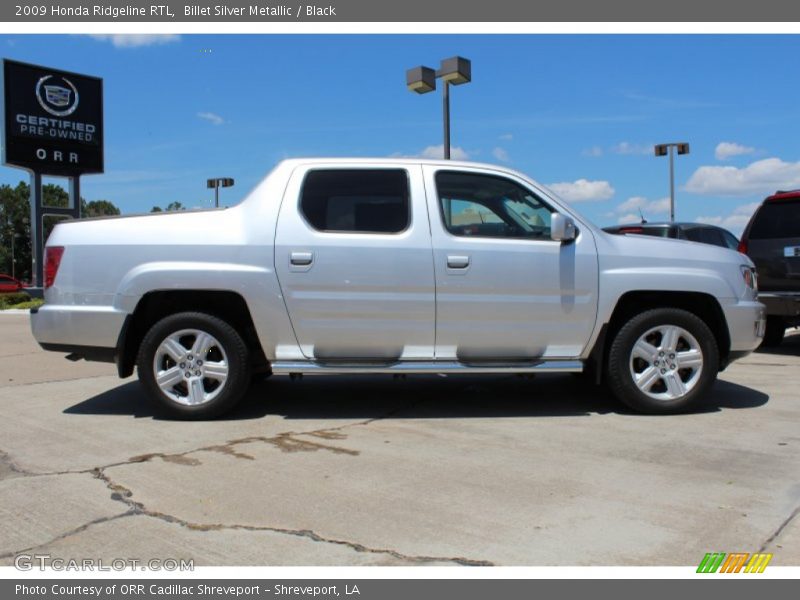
[737,240,748,255]
[44,246,64,289]
[741,265,757,291]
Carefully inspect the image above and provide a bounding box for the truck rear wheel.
[137,312,251,419]
[607,308,719,414]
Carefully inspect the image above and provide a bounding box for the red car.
[0,274,24,293]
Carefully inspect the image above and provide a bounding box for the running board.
[270,360,583,375]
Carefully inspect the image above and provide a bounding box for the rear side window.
[300,169,409,234]
[721,230,739,249]
[685,227,726,247]
[749,199,800,239]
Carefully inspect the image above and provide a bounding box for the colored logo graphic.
[696,552,773,573]
[35,75,79,117]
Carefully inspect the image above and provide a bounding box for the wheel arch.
[587,290,731,383]
[116,290,269,378]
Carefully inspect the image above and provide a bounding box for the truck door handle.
[447,255,470,269]
[290,252,314,266]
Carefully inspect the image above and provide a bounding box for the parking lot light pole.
[10,229,15,279]
[207,178,235,208]
[406,56,472,160]
[655,142,690,222]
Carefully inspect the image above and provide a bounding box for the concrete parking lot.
[0,311,798,567]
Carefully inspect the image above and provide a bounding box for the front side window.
[300,169,409,234]
[435,171,553,239]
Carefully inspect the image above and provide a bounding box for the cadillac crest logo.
[35,74,79,117]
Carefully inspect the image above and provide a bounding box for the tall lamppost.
[1,214,25,280]
[9,227,16,279]
[406,56,472,159]
[655,142,690,222]
[207,177,234,208]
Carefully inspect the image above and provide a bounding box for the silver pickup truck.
[31,159,765,419]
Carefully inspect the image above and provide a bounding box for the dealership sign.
[2,59,103,175]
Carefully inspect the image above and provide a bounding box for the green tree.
[0,182,32,281]
[83,199,121,218]
[41,184,72,244]
[151,201,185,212]
[42,183,69,207]
[0,181,121,282]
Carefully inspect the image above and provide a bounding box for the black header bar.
[2,0,800,22]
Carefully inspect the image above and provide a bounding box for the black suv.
[603,222,740,249]
[739,190,800,346]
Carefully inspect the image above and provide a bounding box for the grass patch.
[5,299,44,310]
[0,292,43,310]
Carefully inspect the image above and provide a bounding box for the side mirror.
[551,213,577,242]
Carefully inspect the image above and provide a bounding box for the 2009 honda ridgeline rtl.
[31,159,765,418]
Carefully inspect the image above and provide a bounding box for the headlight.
[741,265,758,292]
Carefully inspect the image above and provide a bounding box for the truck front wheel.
[607,308,719,414]
[137,312,251,419]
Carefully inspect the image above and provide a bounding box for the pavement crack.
[0,351,43,359]
[1,374,114,389]
[0,449,37,477]
[759,503,800,552]
[0,449,133,479]
[91,468,493,566]
[1,394,427,479]
[0,512,134,561]
[110,397,430,467]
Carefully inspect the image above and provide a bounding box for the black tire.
[760,316,786,348]
[606,308,719,414]
[137,312,251,420]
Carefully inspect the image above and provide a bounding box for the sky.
[2,33,800,235]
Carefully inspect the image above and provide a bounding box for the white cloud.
[89,34,180,48]
[499,133,513,141]
[695,216,723,225]
[419,145,470,160]
[647,198,672,214]
[617,213,642,224]
[732,202,762,215]
[492,147,510,162]
[582,146,604,157]
[694,202,760,236]
[685,157,800,196]
[696,214,754,229]
[616,196,670,216]
[547,179,615,203]
[715,142,755,161]
[197,112,225,126]
[616,196,646,212]
[611,141,652,156]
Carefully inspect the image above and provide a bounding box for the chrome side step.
[271,360,583,375]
